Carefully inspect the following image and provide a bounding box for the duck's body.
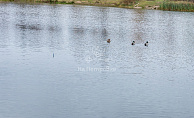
[107,39,111,43]
[144,41,148,46]
[131,41,135,45]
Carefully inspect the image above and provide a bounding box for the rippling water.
[1,2,194,118]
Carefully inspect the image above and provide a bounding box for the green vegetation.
[137,0,161,8]
[1,0,194,12]
[160,1,194,11]
[34,0,164,9]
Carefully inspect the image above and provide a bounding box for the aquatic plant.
[160,1,194,11]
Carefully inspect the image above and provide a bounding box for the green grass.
[138,0,161,8]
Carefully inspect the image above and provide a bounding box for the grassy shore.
[35,0,162,9]
[38,0,194,11]
[36,0,133,8]
[1,0,194,11]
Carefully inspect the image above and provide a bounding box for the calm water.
[1,2,194,118]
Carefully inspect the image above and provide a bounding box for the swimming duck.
[144,41,148,46]
[131,41,135,45]
[107,39,111,43]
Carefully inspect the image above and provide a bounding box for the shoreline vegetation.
[1,0,194,11]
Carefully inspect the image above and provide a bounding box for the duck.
[144,41,148,46]
[107,39,111,43]
[131,41,135,45]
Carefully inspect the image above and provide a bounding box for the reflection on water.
[1,2,194,118]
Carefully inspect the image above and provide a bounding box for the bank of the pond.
[1,0,194,12]
[37,0,194,12]
[36,0,161,9]
[35,0,133,9]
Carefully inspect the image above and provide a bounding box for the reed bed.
[160,1,194,11]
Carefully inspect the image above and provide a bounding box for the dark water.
[1,2,194,118]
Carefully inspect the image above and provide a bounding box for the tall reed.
[160,1,194,11]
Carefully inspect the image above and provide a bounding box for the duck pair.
[131,41,148,46]
[144,41,148,46]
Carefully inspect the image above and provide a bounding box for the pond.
[0,2,194,118]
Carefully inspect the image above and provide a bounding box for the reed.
[160,1,194,11]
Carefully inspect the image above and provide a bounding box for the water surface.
[1,3,194,118]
